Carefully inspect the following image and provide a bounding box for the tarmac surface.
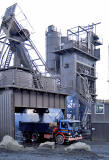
[0,140,109,160]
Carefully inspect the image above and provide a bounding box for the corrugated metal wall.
[0,90,14,140]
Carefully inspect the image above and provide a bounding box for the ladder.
[32,72,43,89]
[4,49,13,68]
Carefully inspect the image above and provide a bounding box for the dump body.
[19,122,53,133]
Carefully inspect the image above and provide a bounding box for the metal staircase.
[28,38,48,73]
[82,99,92,127]
[76,72,92,127]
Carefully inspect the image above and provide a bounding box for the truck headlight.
[68,133,71,135]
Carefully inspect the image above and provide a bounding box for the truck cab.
[55,120,82,144]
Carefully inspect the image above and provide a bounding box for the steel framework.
[0,3,52,89]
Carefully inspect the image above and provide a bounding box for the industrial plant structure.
[0,3,104,141]
[46,24,102,101]
[46,24,102,124]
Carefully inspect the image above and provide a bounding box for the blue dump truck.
[19,119,82,145]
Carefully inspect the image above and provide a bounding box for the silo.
[46,25,61,74]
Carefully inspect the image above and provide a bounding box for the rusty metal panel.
[0,90,14,140]
[30,91,36,108]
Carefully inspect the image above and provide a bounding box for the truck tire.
[56,135,64,145]
[32,132,39,142]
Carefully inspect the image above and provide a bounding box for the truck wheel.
[56,135,64,145]
[32,132,39,142]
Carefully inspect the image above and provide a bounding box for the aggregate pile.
[65,142,91,152]
[0,136,102,160]
[38,141,55,149]
[0,135,23,151]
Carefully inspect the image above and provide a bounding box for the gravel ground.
[0,141,109,160]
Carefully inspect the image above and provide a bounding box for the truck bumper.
[68,136,82,141]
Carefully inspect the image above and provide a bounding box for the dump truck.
[19,119,82,145]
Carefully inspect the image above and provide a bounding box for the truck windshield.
[61,122,68,129]
[69,122,80,129]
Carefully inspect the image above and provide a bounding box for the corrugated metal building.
[0,67,67,140]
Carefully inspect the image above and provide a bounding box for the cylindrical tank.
[46,25,61,74]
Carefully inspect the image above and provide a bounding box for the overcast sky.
[0,0,109,100]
